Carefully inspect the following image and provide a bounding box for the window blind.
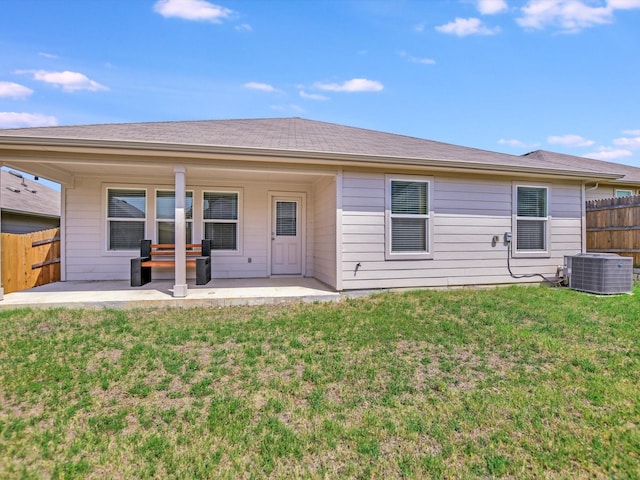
[205,223,237,250]
[109,221,144,250]
[516,186,547,251]
[108,189,145,218]
[391,181,428,215]
[276,201,297,236]
[156,190,193,219]
[517,187,546,217]
[204,192,237,220]
[390,180,429,252]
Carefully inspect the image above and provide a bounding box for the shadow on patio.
[0,277,341,310]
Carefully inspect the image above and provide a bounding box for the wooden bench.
[131,239,212,287]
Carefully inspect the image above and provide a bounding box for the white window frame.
[512,183,551,258]
[155,189,194,244]
[202,188,243,255]
[104,186,148,254]
[385,174,434,261]
[615,189,634,198]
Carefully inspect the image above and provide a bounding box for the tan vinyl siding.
[340,171,583,290]
[312,176,337,288]
[586,185,615,201]
[64,175,316,281]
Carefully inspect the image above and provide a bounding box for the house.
[522,150,640,200]
[0,117,632,299]
[1,168,60,234]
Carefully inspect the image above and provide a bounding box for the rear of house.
[339,170,583,290]
[0,118,628,297]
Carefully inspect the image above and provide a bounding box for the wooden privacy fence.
[1,227,60,294]
[586,195,640,267]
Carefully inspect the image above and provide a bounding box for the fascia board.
[0,135,624,182]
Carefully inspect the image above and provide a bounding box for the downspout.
[335,169,343,291]
[173,166,188,297]
[581,183,587,254]
[582,183,599,254]
[60,184,67,282]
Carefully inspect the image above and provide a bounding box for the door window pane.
[276,201,297,236]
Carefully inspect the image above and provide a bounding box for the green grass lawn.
[1,285,639,479]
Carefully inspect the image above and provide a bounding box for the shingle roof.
[0,117,631,178]
[523,150,640,184]
[1,169,61,217]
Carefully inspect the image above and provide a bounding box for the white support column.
[173,167,188,297]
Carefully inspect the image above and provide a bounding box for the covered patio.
[0,277,341,310]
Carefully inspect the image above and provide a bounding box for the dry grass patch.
[1,285,639,478]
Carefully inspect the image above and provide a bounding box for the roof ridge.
[0,116,303,132]
[535,149,640,172]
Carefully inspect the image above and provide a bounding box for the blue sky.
[1,0,640,169]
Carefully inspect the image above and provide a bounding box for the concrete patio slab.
[0,278,341,310]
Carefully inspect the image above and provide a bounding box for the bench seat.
[131,240,212,287]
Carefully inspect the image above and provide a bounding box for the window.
[156,190,193,244]
[203,191,239,251]
[615,189,633,198]
[276,201,297,236]
[385,176,432,259]
[515,185,548,253]
[107,188,146,250]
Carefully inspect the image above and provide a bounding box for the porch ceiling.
[3,158,334,186]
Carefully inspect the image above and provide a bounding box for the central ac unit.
[564,253,633,294]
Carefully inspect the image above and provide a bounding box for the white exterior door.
[271,197,302,275]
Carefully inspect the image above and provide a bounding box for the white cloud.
[584,147,633,161]
[399,51,436,65]
[38,52,59,59]
[499,138,537,148]
[547,134,595,147]
[299,91,329,101]
[270,104,304,113]
[243,82,278,92]
[153,0,233,22]
[17,70,108,92]
[0,81,33,99]
[235,23,252,32]
[435,17,501,36]
[414,23,426,32]
[517,0,613,33]
[410,56,436,65]
[613,135,640,149]
[622,129,640,135]
[476,0,508,15]
[314,78,384,92]
[0,112,58,128]
[608,0,640,9]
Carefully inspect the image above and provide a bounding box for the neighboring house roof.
[522,150,640,185]
[1,169,60,218]
[0,117,628,180]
